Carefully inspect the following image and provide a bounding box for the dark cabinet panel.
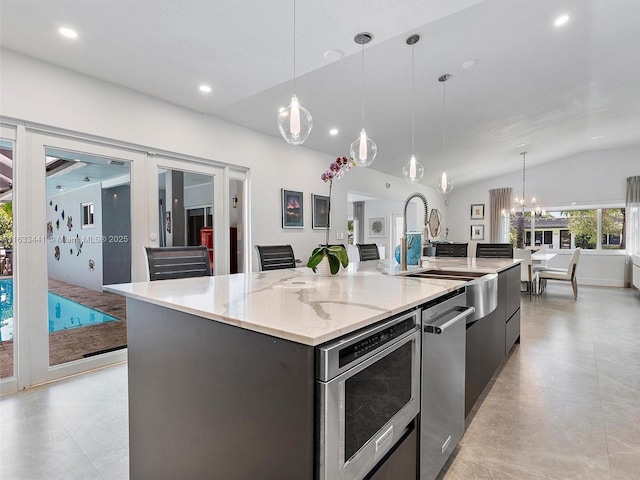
[127,299,315,480]
[506,309,521,352]
[480,306,506,386]
[506,264,521,318]
[465,320,482,417]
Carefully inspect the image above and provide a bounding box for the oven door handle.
[424,306,475,335]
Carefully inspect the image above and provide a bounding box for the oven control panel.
[316,309,421,382]
[338,316,416,367]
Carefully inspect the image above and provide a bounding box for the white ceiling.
[2,0,639,188]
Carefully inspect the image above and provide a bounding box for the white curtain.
[490,188,512,242]
[625,176,640,286]
[353,201,365,244]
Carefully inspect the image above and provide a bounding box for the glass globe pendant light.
[350,33,377,167]
[402,34,424,184]
[277,0,312,145]
[436,74,453,194]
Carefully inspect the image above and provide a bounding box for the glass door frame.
[2,126,249,394]
[15,129,145,389]
[0,124,17,395]
[146,155,227,275]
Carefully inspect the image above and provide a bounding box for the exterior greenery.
[564,209,625,249]
[0,202,12,248]
[509,207,624,250]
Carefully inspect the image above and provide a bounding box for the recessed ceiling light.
[199,85,212,93]
[554,14,570,27]
[518,143,527,148]
[329,128,339,136]
[461,59,477,69]
[58,27,78,39]
[590,135,604,140]
[56,185,63,190]
[324,49,344,61]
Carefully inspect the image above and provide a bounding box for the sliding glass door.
[3,128,249,392]
[147,155,226,274]
[44,147,132,369]
[17,131,145,387]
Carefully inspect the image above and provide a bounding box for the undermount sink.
[404,270,487,282]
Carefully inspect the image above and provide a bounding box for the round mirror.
[428,209,443,238]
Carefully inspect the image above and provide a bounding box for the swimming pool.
[0,279,117,342]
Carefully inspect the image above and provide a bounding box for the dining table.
[531,252,557,263]
[531,252,558,294]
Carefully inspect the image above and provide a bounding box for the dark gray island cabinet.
[111,258,522,479]
[465,263,521,416]
[127,298,316,479]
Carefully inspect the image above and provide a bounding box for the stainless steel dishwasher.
[420,287,475,480]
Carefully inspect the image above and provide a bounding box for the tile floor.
[0,284,638,480]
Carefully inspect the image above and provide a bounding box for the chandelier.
[509,151,545,216]
[504,151,545,248]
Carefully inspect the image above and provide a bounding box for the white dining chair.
[514,248,537,300]
[538,248,581,300]
[532,245,549,273]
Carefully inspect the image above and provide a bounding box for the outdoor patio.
[0,278,127,379]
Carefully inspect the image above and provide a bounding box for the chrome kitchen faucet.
[401,192,429,271]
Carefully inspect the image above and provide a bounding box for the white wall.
[445,148,639,286]
[1,49,440,273]
[46,183,103,290]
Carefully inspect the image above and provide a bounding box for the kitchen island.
[106,257,520,479]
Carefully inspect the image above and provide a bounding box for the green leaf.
[332,247,349,267]
[327,254,340,275]
[306,250,326,271]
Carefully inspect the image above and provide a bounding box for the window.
[81,202,94,228]
[545,208,624,250]
[601,208,625,250]
[511,208,625,250]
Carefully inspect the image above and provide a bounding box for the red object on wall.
[200,227,214,269]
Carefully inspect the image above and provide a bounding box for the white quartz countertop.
[105,257,519,346]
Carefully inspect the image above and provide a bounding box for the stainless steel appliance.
[316,309,421,480]
[420,287,475,480]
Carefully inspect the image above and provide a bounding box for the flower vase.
[315,255,333,277]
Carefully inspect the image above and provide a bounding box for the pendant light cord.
[292,0,296,95]
[442,79,447,171]
[361,42,365,126]
[411,44,415,153]
[522,151,526,206]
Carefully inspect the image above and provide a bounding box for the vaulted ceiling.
[1,0,639,188]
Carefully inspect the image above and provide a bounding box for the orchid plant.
[307,156,355,274]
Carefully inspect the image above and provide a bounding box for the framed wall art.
[471,203,485,220]
[312,193,330,229]
[368,217,386,237]
[471,224,485,240]
[281,189,304,228]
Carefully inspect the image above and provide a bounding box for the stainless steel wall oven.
[316,309,421,480]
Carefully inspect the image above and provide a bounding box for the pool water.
[0,279,117,342]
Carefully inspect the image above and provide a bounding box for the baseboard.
[0,377,18,397]
[579,278,625,288]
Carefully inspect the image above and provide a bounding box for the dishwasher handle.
[424,306,476,335]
